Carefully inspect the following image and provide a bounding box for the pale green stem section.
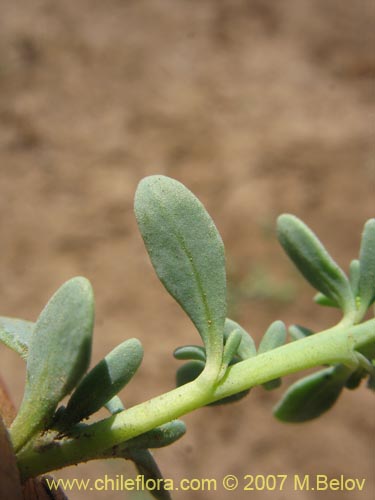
[16,318,375,481]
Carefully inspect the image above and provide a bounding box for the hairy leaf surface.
[135,176,226,366]
[10,278,94,451]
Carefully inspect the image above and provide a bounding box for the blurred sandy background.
[0,1,374,499]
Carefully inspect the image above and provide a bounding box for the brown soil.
[0,1,374,499]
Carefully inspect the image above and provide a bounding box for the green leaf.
[176,360,205,387]
[345,368,366,390]
[209,389,250,405]
[105,396,125,415]
[134,176,226,370]
[358,219,375,316]
[258,321,286,391]
[59,338,143,429]
[313,292,339,308]
[173,345,206,362]
[258,320,287,354]
[102,443,173,500]
[109,421,187,452]
[10,277,94,451]
[0,317,34,360]
[102,407,184,500]
[219,328,242,379]
[262,379,282,391]
[224,318,256,359]
[277,214,354,315]
[124,449,172,500]
[349,259,360,297]
[216,319,255,400]
[222,327,242,362]
[289,324,314,341]
[273,364,352,422]
[357,340,375,362]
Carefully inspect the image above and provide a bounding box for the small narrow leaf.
[258,320,287,354]
[0,317,34,360]
[277,214,354,315]
[173,345,206,362]
[289,324,314,341]
[60,339,143,428]
[223,329,242,361]
[354,351,374,373]
[135,176,226,369]
[224,318,256,359]
[220,329,242,378]
[313,292,339,308]
[358,219,375,315]
[10,278,94,451]
[349,259,360,297]
[273,365,352,422]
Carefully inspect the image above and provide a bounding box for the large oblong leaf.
[59,338,143,429]
[273,364,352,422]
[358,219,375,316]
[0,317,34,360]
[135,176,226,367]
[277,214,354,315]
[10,277,94,451]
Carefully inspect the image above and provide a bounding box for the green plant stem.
[16,318,375,481]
